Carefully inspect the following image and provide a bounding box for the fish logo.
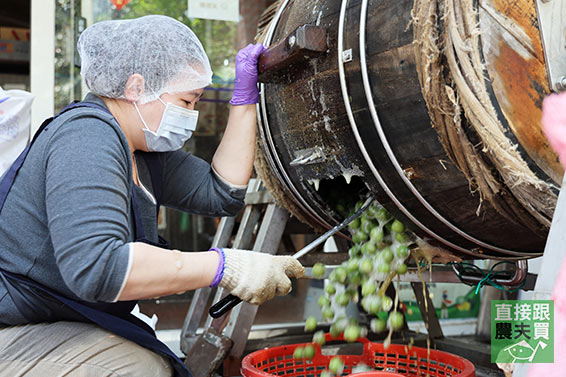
[502,340,547,363]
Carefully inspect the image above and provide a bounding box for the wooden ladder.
[180,179,292,376]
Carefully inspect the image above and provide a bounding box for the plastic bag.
[131,303,158,330]
[0,87,34,177]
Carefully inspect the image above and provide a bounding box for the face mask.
[134,96,199,152]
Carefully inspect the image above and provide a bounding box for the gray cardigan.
[0,94,246,325]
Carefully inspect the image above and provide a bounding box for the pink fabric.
[542,92,566,170]
[525,92,566,375]
[526,258,566,376]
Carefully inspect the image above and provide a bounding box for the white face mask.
[134,96,199,152]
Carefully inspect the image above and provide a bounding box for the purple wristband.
[209,247,225,288]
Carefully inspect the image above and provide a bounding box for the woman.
[0,15,303,376]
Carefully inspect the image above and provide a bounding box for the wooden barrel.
[256,0,560,259]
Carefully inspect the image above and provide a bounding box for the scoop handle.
[209,294,241,318]
[208,195,374,318]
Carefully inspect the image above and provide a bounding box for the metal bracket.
[289,146,326,166]
[342,48,353,62]
[536,0,566,92]
[450,259,529,288]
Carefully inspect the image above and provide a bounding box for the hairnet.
[77,15,212,104]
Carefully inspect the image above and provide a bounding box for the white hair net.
[77,15,212,104]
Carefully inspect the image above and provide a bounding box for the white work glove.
[219,248,304,305]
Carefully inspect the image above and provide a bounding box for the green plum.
[382,296,393,311]
[324,283,336,296]
[346,257,360,273]
[318,295,331,308]
[303,344,315,360]
[395,232,408,243]
[312,263,325,279]
[389,311,404,330]
[336,293,350,307]
[381,247,394,263]
[348,270,362,285]
[334,267,347,284]
[349,218,360,230]
[313,330,326,345]
[397,263,408,275]
[322,307,335,321]
[377,262,390,274]
[376,207,390,221]
[344,325,361,342]
[328,356,345,375]
[391,220,405,233]
[361,280,377,296]
[370,227,384,243]
[396,245,410,259]
[305,316,317,332]
[359,258,373,274]
[370,318,387,333]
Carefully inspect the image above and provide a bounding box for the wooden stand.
[179,176,562,376]
[181,179,298,376]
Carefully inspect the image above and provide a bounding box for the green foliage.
[55,0,239,111]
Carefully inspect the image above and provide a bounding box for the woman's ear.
[125,74,145,102]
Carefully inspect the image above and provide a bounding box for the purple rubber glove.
[230,43,266,106]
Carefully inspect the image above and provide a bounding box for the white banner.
[187,0,239,22]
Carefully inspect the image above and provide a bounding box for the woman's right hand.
[219,248,304,305]
[229,43,266,106]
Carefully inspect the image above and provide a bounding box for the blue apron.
[0,101,191,377]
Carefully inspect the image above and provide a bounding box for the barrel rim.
[258,0,344,232]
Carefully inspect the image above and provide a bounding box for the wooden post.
[238,0,272,48]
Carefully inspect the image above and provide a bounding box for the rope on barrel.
[410,0,556,234]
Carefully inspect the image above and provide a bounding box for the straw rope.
[411,0,556,234]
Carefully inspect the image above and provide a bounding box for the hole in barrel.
[316,175,368,220]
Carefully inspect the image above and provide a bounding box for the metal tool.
[208,195,374,318]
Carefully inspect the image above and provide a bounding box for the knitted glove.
[219,248,304,305]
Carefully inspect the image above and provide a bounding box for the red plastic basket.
[350,371,403,377]
[241,334,476,377]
